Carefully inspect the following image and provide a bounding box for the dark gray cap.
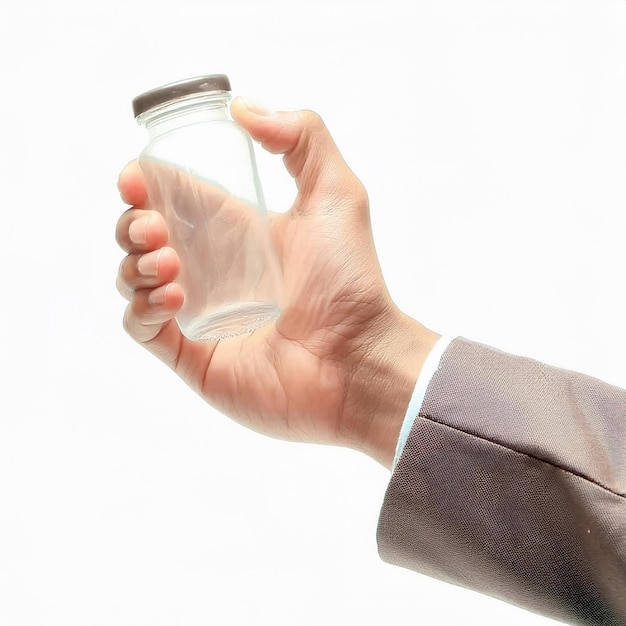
[132,74,232,118]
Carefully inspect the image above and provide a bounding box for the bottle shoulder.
[140,118,251,160]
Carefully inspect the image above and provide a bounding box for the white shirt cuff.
[392,335,457,469]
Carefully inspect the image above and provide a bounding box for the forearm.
[378,338,626,625]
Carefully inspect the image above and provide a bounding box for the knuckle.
[352,179,369,208]
[300,109,325,133]
[120,254,134,282]
[122,306,134,336]
[114,223,127,249]
[124,294,147,335]
[116,256,136,299]
[114,208,135,249]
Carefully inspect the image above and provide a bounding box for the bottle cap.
[132,74,232,118]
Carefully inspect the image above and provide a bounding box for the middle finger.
[115,207,169,254]
[116,247,180,300]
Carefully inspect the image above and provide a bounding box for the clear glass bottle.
[132,74,282,341]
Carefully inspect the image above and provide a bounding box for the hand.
[116,98,439,468]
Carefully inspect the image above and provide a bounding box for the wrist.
[344,308,440,469]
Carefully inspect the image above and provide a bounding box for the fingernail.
[239,97,275,116]
[129,216,148,245]
[137,249,162,277]
[148,283,170,306]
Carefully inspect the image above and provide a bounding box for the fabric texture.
[377,338,626,625]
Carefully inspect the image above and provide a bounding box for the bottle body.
[134,80,282,341]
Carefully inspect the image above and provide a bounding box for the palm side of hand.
[203,186,393,448]
[117,101,400,452]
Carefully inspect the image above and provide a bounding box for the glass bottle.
[132,74,282,341]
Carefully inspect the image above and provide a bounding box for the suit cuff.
[392,335,456,469]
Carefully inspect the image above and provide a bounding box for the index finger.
[118,160,148,207]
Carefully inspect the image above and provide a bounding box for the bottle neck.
[137,91,231,139]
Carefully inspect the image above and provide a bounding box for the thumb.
[231,97,361,202]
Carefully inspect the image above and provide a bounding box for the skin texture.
[116,98,439,468]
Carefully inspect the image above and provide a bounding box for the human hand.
[116,98,439,468]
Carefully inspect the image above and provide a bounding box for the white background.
[0,1,624,624]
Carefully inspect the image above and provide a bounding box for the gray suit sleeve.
[377,338,626,625]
